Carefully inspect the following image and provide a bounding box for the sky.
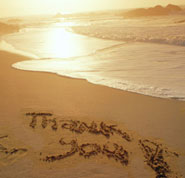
[0,0,185,17]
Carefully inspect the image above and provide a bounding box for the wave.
[12,59,185,101]
[88,77,185,101]
[12,39,185,102]
[72,24,185,46]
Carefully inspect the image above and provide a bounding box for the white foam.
[72,15,185,47]
[12,42,185,101]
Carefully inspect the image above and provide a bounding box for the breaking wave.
[72,26,185,46]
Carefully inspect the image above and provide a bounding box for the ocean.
[0,11,185,100]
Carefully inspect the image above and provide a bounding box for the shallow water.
[1,13,185,100]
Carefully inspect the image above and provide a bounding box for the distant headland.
[124,4,182,18]
[0,22,20,35]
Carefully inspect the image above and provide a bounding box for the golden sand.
[0,51,185,178]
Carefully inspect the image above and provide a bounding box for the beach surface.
[0,50,185,178]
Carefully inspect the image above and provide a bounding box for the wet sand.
[0,50,185,178]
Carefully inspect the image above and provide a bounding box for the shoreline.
[10,40,185,102]
[2,26,185,101]
[1,50,185,177]
[12,59,185,102]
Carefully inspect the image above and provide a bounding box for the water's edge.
[12,59,185,102]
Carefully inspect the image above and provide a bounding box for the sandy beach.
[0,50,185,178]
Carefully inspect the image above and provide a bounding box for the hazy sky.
[0,0,184,17]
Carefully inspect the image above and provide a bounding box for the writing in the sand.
[43,138,129,166]
[25,112,130,166]
[25,112,132,142]
[24,112,180,178]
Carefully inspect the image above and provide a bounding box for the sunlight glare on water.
[27,26,119,58]
[45,28,84,58]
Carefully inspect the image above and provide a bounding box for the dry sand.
[0,50,185,178]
